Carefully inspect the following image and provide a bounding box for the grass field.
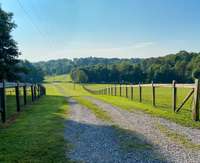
[44,74,72,83]
[0,84,71,162]
[85,84,193,114]
[48,75,200,128]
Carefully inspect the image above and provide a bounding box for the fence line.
[0,80,46,123]
[83,79,200,121]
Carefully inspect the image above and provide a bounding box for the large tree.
[0,6,20,80]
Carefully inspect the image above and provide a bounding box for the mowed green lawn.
[0,84,71,162]
[85,84,193,112]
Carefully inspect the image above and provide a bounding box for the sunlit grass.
[44,74,72,83]
[0,84,71,162]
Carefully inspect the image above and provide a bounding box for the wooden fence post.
[172,80,177,112]
[15,82,20,112]
[120,84,122,96]
[31,85,34,102]
[152,81,155,106]
[34,85,37,100]
[37,84,40,98]
[192,79,200,121]
[115,84,117,96]
[131,85,133,100]
[23,84,27,105]
[126,85,128,98]
[0,80,6,123]
[139,82,142,102]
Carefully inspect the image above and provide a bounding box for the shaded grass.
[0,84,72,162]
[156,123,200,149]
[112,125,152,151]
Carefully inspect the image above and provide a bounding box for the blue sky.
[1,0,200,61]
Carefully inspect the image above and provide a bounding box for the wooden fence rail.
[82,79,200,121]
[0,80,46,123]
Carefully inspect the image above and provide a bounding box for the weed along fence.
[0,80,46,123]
[83,79,200,121]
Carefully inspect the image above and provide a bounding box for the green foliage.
[71,51,200,83]
[71,69,88,83]
[17,60,44,83]
[35,59,74,76]
[0,6,20,80]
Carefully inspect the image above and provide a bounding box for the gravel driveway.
[65,98,167,163]
[85,96,200,163]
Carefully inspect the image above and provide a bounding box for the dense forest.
[70,51,200,83]
[0,7,44,82]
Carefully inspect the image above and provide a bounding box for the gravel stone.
[86,96,200,163]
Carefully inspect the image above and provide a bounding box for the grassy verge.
[156,123,200,149]
[93,95,200,128]
[0,84,72,162]
[73,96,112,122]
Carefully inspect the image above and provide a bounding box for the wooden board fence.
[0,80,46,123]
[82,79,200,121]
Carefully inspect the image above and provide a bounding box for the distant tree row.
[34,59,74,76]
[34,57,140,76]
[70,51,200,84]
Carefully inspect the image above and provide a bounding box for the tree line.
[71,51,200,84]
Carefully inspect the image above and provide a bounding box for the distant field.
[85,84,193,113]
[44,74,72,83]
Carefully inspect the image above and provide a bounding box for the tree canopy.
[0,6,20,80]
[70,51,200,84]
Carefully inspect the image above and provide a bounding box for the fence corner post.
[192,79,200,121]
[172,80,177,112]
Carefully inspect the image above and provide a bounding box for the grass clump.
[156,123,200,149]
[112,125,152,151]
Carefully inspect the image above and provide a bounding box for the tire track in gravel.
[85,96,200,163]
